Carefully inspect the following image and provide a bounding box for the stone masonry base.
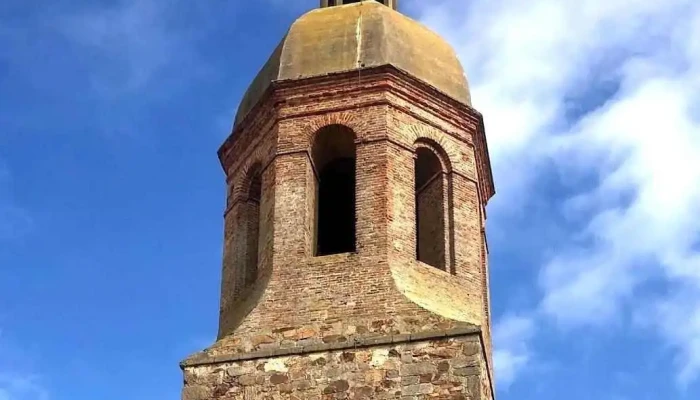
[181,330,493,400]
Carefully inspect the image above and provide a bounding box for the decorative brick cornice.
[216,65,495,203]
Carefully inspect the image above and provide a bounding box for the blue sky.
[1,0,699,399]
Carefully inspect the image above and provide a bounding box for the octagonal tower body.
[181,2,496,399]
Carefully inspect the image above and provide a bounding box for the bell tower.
[181,1,496,399]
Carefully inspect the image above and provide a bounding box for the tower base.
[181,328,494,400]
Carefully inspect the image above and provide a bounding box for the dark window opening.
[312,125,356,256]
[244,170,262,286]
[415,147,446,270]
[317,158,356,255]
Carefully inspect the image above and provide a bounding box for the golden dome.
[234,1,471,126]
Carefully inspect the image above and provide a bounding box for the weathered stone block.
[181,385,211,400]
[401,362,437,377]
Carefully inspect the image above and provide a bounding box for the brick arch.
[414,139,452,174]
[308,123,358,256]
[309,123,359,143]
[236,160,263,295]
[232,159,265,204]
[310,124,358,171]
[244,162,263,201]
[300,111,364,152]
[406,125,460,172]
[414,139,452,272]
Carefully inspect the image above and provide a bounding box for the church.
[180,0,496,398]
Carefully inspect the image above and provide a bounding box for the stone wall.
[182,331,493,400]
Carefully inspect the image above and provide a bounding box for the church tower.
[181,1,496,398]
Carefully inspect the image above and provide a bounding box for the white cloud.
[541,75,700,326]
[492,315,536,389]
[0,332,48,400]
[411,0,700,386]
[56,0,178,95]
[0,0,224,137]
[644,287,700,387]
[54,0,218,98]
[0,375,49,400]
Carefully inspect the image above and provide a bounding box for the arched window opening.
[415,147,446,270]
[244,166,262,286]
[312,125,356,256]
